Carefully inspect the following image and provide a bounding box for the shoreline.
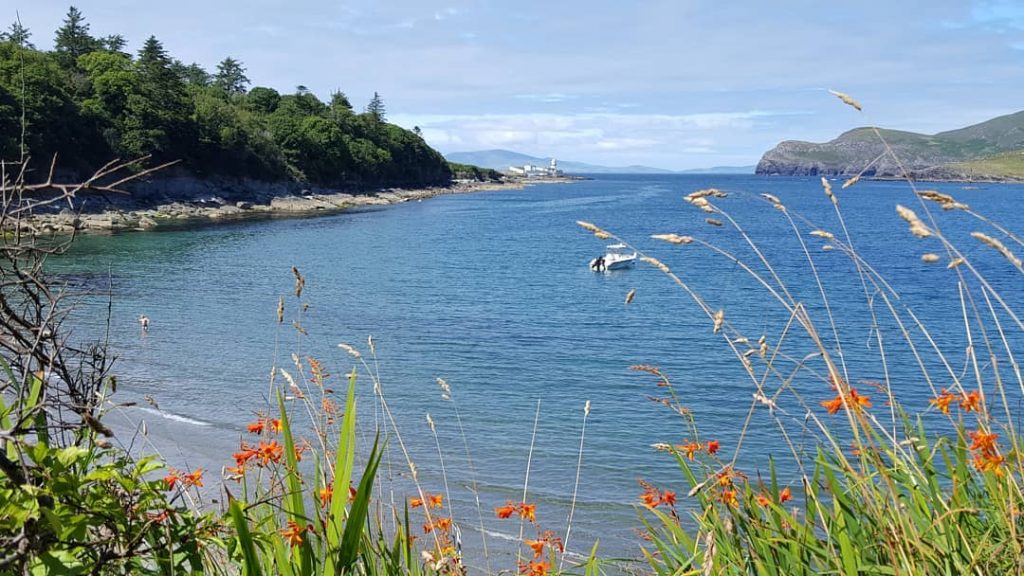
[23,177,579,234]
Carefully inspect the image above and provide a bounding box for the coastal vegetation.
[0,7,455,189]
[756,109,1024,181]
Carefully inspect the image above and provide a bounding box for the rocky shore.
[21,178,558,234]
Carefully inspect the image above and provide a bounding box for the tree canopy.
[0,8,453,188]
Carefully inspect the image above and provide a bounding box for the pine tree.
[1,21,33,49]
[365,91,385,122]
[102,34,126,53]
[53,6,99,64]
[213,57,249,94]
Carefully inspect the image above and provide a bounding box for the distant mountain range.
[445,149,754,175]
[757,110,1024,181]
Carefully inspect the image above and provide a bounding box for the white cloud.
[389,110,798,169]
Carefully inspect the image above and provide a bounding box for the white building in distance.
[508,158,563,177]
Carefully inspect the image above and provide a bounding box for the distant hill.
[678,165,756,174]
[756,111,1024,181]
[445,149,675,174]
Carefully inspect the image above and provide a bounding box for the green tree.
[365,91,385,122]
[102,33,126,53]
[172,60,211,87]
[53,6,100,66]
[246,86,280,114]
[213,57,249,94]
[1,21,33,49]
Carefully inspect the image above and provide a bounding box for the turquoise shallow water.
[50,174,1024,568]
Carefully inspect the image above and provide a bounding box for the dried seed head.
[759,340,768,358]
[947,257,965,269]
[277,296,284,324]
[733,337,749,345]
[918,190,968,211]
[828,89,863,111]
[367,335,375,355]
[426,413,435,432]
[760,193,782,204]
[972,232,1023,270]
[700,204,715,213]
[291,266,305,298]
[625,288,636,305]
[810,230,834,240]
[821,177,837,205]
[921,253,940,263]
[651,442,672,452]
[436,377,451,394]
[841,175,860,189]
[712,309,725,333]
[686,188,727,202]
[640,256,671,273]
[896,204,932,238]
[651,233,694,245]
[705,218,723,227]
[576,220,610,239]
[743,348,755,358]
[584,400,591,417]
[338,343,361,358]
[822,244,835,251]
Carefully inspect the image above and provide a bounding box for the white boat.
[590,243,637,272]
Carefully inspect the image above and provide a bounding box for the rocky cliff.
[756,111,1024,181]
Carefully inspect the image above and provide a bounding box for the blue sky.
[10,1,1024,169]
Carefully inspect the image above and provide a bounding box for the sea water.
[49,174,1024,568]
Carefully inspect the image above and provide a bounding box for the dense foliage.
[0,8,453,187]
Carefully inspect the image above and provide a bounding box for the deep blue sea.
[49,174,1024,570]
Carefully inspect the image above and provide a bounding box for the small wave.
[135,406,212,427]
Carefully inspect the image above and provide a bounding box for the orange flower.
[428,493,444,509]
[410,497,424,508]
[184,468,204,488]
[930,390,958,415]
[423,517,452,533]
[348,485,357,503]
[519,503,537,522]
[677,441,702,461]
[496,501,517,519]
[755,493,771,507]
[233,447,258,467]
[225,465,246,479]
[720,489,738,507]
[270,419,283,433]
[968,429,999,455]
[164,471,182,490]
[521,560,550,576]
[280,520,306,547]
[640,489,660,508]
[779,486,792,503]
[821,388,871,415]
[961,390,982,413]
[247,420,265,434]
[319,485,333,508]
[257,440,284,465]
[540,530,564,553]
[660,490,676,507]
[974,453,1006,476]
[821,396,844,415]
[525,539,545,558]
[706,440,720,455]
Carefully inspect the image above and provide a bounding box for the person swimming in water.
[139,314,150,332]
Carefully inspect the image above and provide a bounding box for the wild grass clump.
[578,93,1024,575]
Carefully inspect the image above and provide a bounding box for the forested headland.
[0,7,498,190]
